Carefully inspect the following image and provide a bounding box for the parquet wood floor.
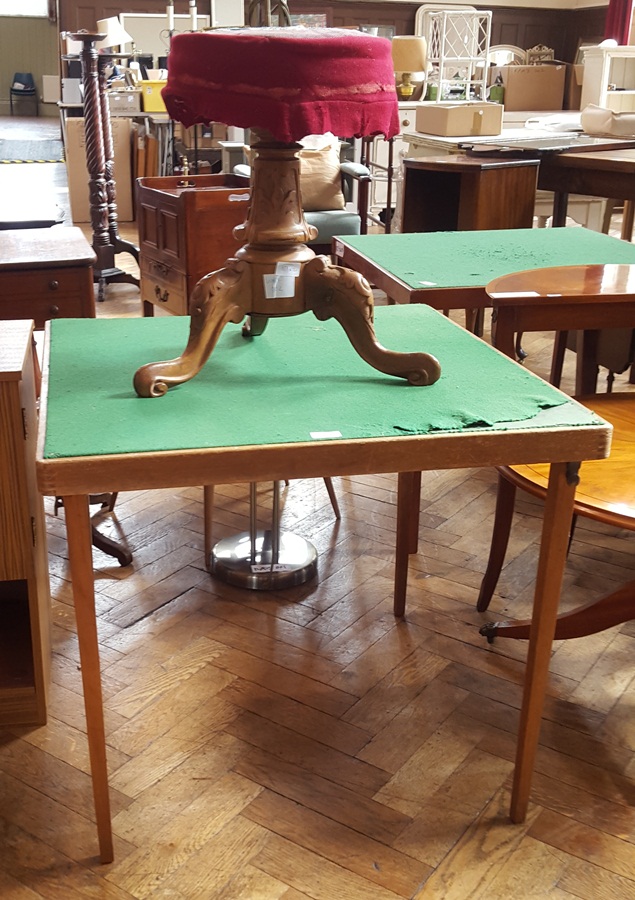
[1,116,634,899]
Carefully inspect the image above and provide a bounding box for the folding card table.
[36,306,610,861]
[333,227,635,309]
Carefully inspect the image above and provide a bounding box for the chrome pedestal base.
[209,481,318,590]
[210,528,317,590]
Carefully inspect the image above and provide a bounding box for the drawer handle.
[49,304,60,316]
[153,262,170,277]
[155,285,169,303]
[48,280,59,291]
[402,118,411,127]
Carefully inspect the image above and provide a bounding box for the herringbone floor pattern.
[1,115,634,899]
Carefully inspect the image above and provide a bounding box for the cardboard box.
[416,102,503,137]
[565,63,584,111]
[42,75,60,104]
[489,64,566,111]
[65,117,133,223]
[140,80,167,113]
[108,89,142,115]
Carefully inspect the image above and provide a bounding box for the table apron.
[538,166,635,202]
[495,300,635,337]
[36,426,611,497]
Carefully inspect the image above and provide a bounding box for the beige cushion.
[298,142,345,212]
[243,137,346,212]
[581,103,635,137]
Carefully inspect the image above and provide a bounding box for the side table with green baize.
[36,305,610,862]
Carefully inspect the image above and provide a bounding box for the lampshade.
[391,35,427,73]
[96,17,133,51]
[162,27,400,143]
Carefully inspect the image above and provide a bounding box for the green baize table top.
[41,306,604,464]
[335,228,635,292]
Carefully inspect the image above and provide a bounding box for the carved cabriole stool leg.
[133,131,441,397]
[304,258,441,386]
[134,263,250,397]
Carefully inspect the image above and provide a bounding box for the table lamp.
[95,17,133,52]
[134,27,441,399]
[391,35,428,100]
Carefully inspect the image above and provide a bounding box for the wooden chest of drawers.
[0,227,96,328]
[137,174,251,316]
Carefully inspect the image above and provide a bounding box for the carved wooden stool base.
[133,137,441,398]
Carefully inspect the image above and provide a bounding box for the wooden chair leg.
[91,527,132,567]
[323,477,341,519]
[481,577,635,642]
[477,472,517,612]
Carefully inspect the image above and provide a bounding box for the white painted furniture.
[581,45,635,114]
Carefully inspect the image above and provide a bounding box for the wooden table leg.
[552,191,569,227]
[394,471,421,617]
[63,493,114,864]
[490,309,515,359]
[510,461,577,823]
[203,484,214,572]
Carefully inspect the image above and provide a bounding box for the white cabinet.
[581,46,635,113]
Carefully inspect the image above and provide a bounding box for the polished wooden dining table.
[537,148,635,237]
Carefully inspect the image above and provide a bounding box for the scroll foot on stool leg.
[304,257,441,386]
[134,262,250,398]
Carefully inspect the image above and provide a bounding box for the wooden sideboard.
[0,321,50,725]
[137,174,251,316]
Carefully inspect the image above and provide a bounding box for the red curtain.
[604,0,634,43]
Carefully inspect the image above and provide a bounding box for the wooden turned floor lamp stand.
[133,131,441,587]
[70,32,140,302]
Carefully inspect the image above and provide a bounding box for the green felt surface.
[338,228,635,291]
[43,306,600,460]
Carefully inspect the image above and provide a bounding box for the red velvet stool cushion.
[162,27,399,143]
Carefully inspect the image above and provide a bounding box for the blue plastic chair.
[10,72,38,116]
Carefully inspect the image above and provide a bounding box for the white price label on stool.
[264,274,295,299]
[275,262,301,277]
